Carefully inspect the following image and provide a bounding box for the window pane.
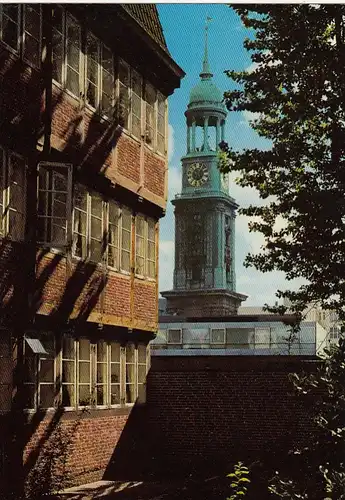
[66,67,79,96]
[136,255,145,275]
[62,361,74,383]
[148,241,155,260]
[145,83,155,106]
[138,365,146,384]
[121,250,130,272]
[73,210,87,235]
[79,385,91,406]
[148,261,155,279]
[79,338,90,360]
[62,384,74,407]
[86,82,97,109]
[118,60,129,86]
[39,359,54,383]
[39,385,55,409]
[2,6,19,51]
[122,229,131,251]
[119,86,129,128]
[96,385,106,406]
[90,239,102,262]
[111,342,120,361]
[110,384,120,405]
[75,185,87,211]
[79,362,90,383]
[73,233,87,259]
[23,35,40,67]
[66,17,80,71]
[102,46,113,74]
[126,344,135,364]
[110,363,120,384]
[122,210,132,230]
[97,363,106,384]
[91,216,102,237]
[97,340,106,362]
[63,336,75,359]
[138,344,146,364]
[126,384,136,404]
[136,216,145,236]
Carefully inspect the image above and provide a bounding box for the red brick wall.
[23,410,131,487]
[133,280,157,326]
[117,135,141,184]
[104,273,131,318]
[144,149,165,198]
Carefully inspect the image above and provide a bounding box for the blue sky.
[157,4,290,306]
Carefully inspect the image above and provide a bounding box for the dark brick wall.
[142,356,319,470]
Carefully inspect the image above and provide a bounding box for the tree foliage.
[221,4,345,320]
[221,5,345,498]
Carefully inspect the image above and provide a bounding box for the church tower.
[162,21,246,317]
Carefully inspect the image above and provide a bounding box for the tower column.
[216,118,221,150]
[191,120,196,152]
[187,125,191,153]
[203,117,209,151]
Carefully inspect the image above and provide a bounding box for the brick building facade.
[0,4,183,494]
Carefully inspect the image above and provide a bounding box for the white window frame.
[0,4,20,55]
[72,188,105,263]
[167,329,182,345]
[130,68,142,139]
[107,202,132,274]
[23,333,56,411]
[51,5,65,87]
[210,328,226,344]
[37,162,73,248]
[144,81,156,149]
[77,337,92,408]
[109,341,121,407]
[85,32,101,111]
[65,13,82,99]
[135,214,156,279]
[61,335,77,410]
[156,91,167,156]
[22,3,42,69]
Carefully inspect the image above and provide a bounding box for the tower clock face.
[187,162,209,187]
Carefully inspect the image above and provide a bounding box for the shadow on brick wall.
[0,19,124,497]
[102,356,322,495]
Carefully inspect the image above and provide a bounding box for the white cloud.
[168,124,174,162]
[159,240,175,293]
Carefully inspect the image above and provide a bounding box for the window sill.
[107,267,131,278]
[84,104,112,125]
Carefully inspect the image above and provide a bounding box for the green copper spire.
[200,16,213,80]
